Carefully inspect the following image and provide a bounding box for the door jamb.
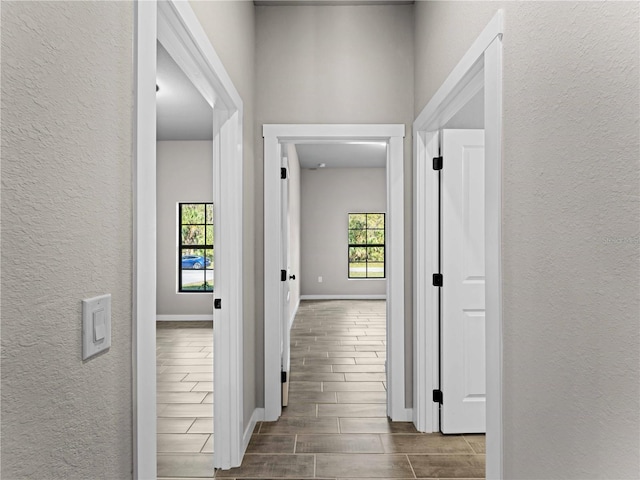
[413,10,503,479]
[134,1,245,476]
[263,124,409,422]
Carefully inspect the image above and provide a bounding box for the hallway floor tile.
[218,300,485,479]
[157,323,214,479]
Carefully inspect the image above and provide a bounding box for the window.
[348,213,385,279]
[179,203,213,292]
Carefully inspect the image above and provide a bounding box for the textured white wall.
[256,4,414,405]
[301,168,387,297]
[415,2,640,477]
[156,141,214,316]
[190,0,259,427]
[1,2,134,478]
[286,145,302,318]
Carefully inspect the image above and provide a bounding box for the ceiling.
[295,142,387,169]
[156,42,213,141]
[155,42,392,166]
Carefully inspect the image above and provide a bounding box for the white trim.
[263,124,405,140]
[289,298,300,330]
[394,408,414,422]
[484,34,504,480]
[264,124,406,423]
[135,1,244,475]
[157,0,242,112]
[133,3,157,478]
[412,9,504,479]
[413,10,503,131]
[264,136,283,421]
[385,134,405,420]
[300,294,387,300]
[242,408,265,453]
[412,130,440,434]
[213,109,245,469]
[156,315,214,321]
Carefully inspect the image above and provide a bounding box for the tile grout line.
[462,434,478,454]
[220,302,484,479]
[406,453,418,479]
[313,452,317,478]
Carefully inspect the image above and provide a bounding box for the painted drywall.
[156,141,214,316]
[190,0,259,431]
[256,3,414,407]
[286,144,302,323]
[1,2,134,478]
[444,88,484,130]
[301,168,387,296]
[415,2,640,477]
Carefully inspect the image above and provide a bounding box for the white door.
[280,157,291,406]
[440,129,486,434]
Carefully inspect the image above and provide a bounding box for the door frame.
[263,124,409,422]
[413,10,503,479]
[134,1,245,476]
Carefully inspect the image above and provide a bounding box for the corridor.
[218,300,485,479]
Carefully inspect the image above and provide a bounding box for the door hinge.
[214,299,222,309]
[433,389,443,404]
[433,156,443,170]
[281,371,287,383]
[281,269,287,281]
[432,273,443,287]
[281,167,287,179]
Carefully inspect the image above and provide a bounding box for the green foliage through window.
[179,203,214,292]
[348,213,385,279]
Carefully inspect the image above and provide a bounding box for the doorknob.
[289,274,296,280]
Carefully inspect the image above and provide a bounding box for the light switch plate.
[82,294,111,360]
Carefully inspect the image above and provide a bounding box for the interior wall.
[156,141,214,316]
[300,168,387,297]
[1,2,134,478]
[190,0,258,432]
[414,2,640,477]
[256,3,415,406]
[286,144,301,322]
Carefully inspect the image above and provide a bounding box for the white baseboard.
[300,294,386,300]
[156,314,213,321]
[242,408,265,453]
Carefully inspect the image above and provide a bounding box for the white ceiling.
[295,142,387,169]
[156,42,213,141]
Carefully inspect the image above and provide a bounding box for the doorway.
[284,141,389,407]
[263,124,409,423]
[134,1,244,476]
[413,9,503,479]
[155,38,216,475]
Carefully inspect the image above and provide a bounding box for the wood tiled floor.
[157,322,214,478]
[218,300,485,479]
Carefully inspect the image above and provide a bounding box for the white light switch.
[93,309,106,341]
[83,294,111,360]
